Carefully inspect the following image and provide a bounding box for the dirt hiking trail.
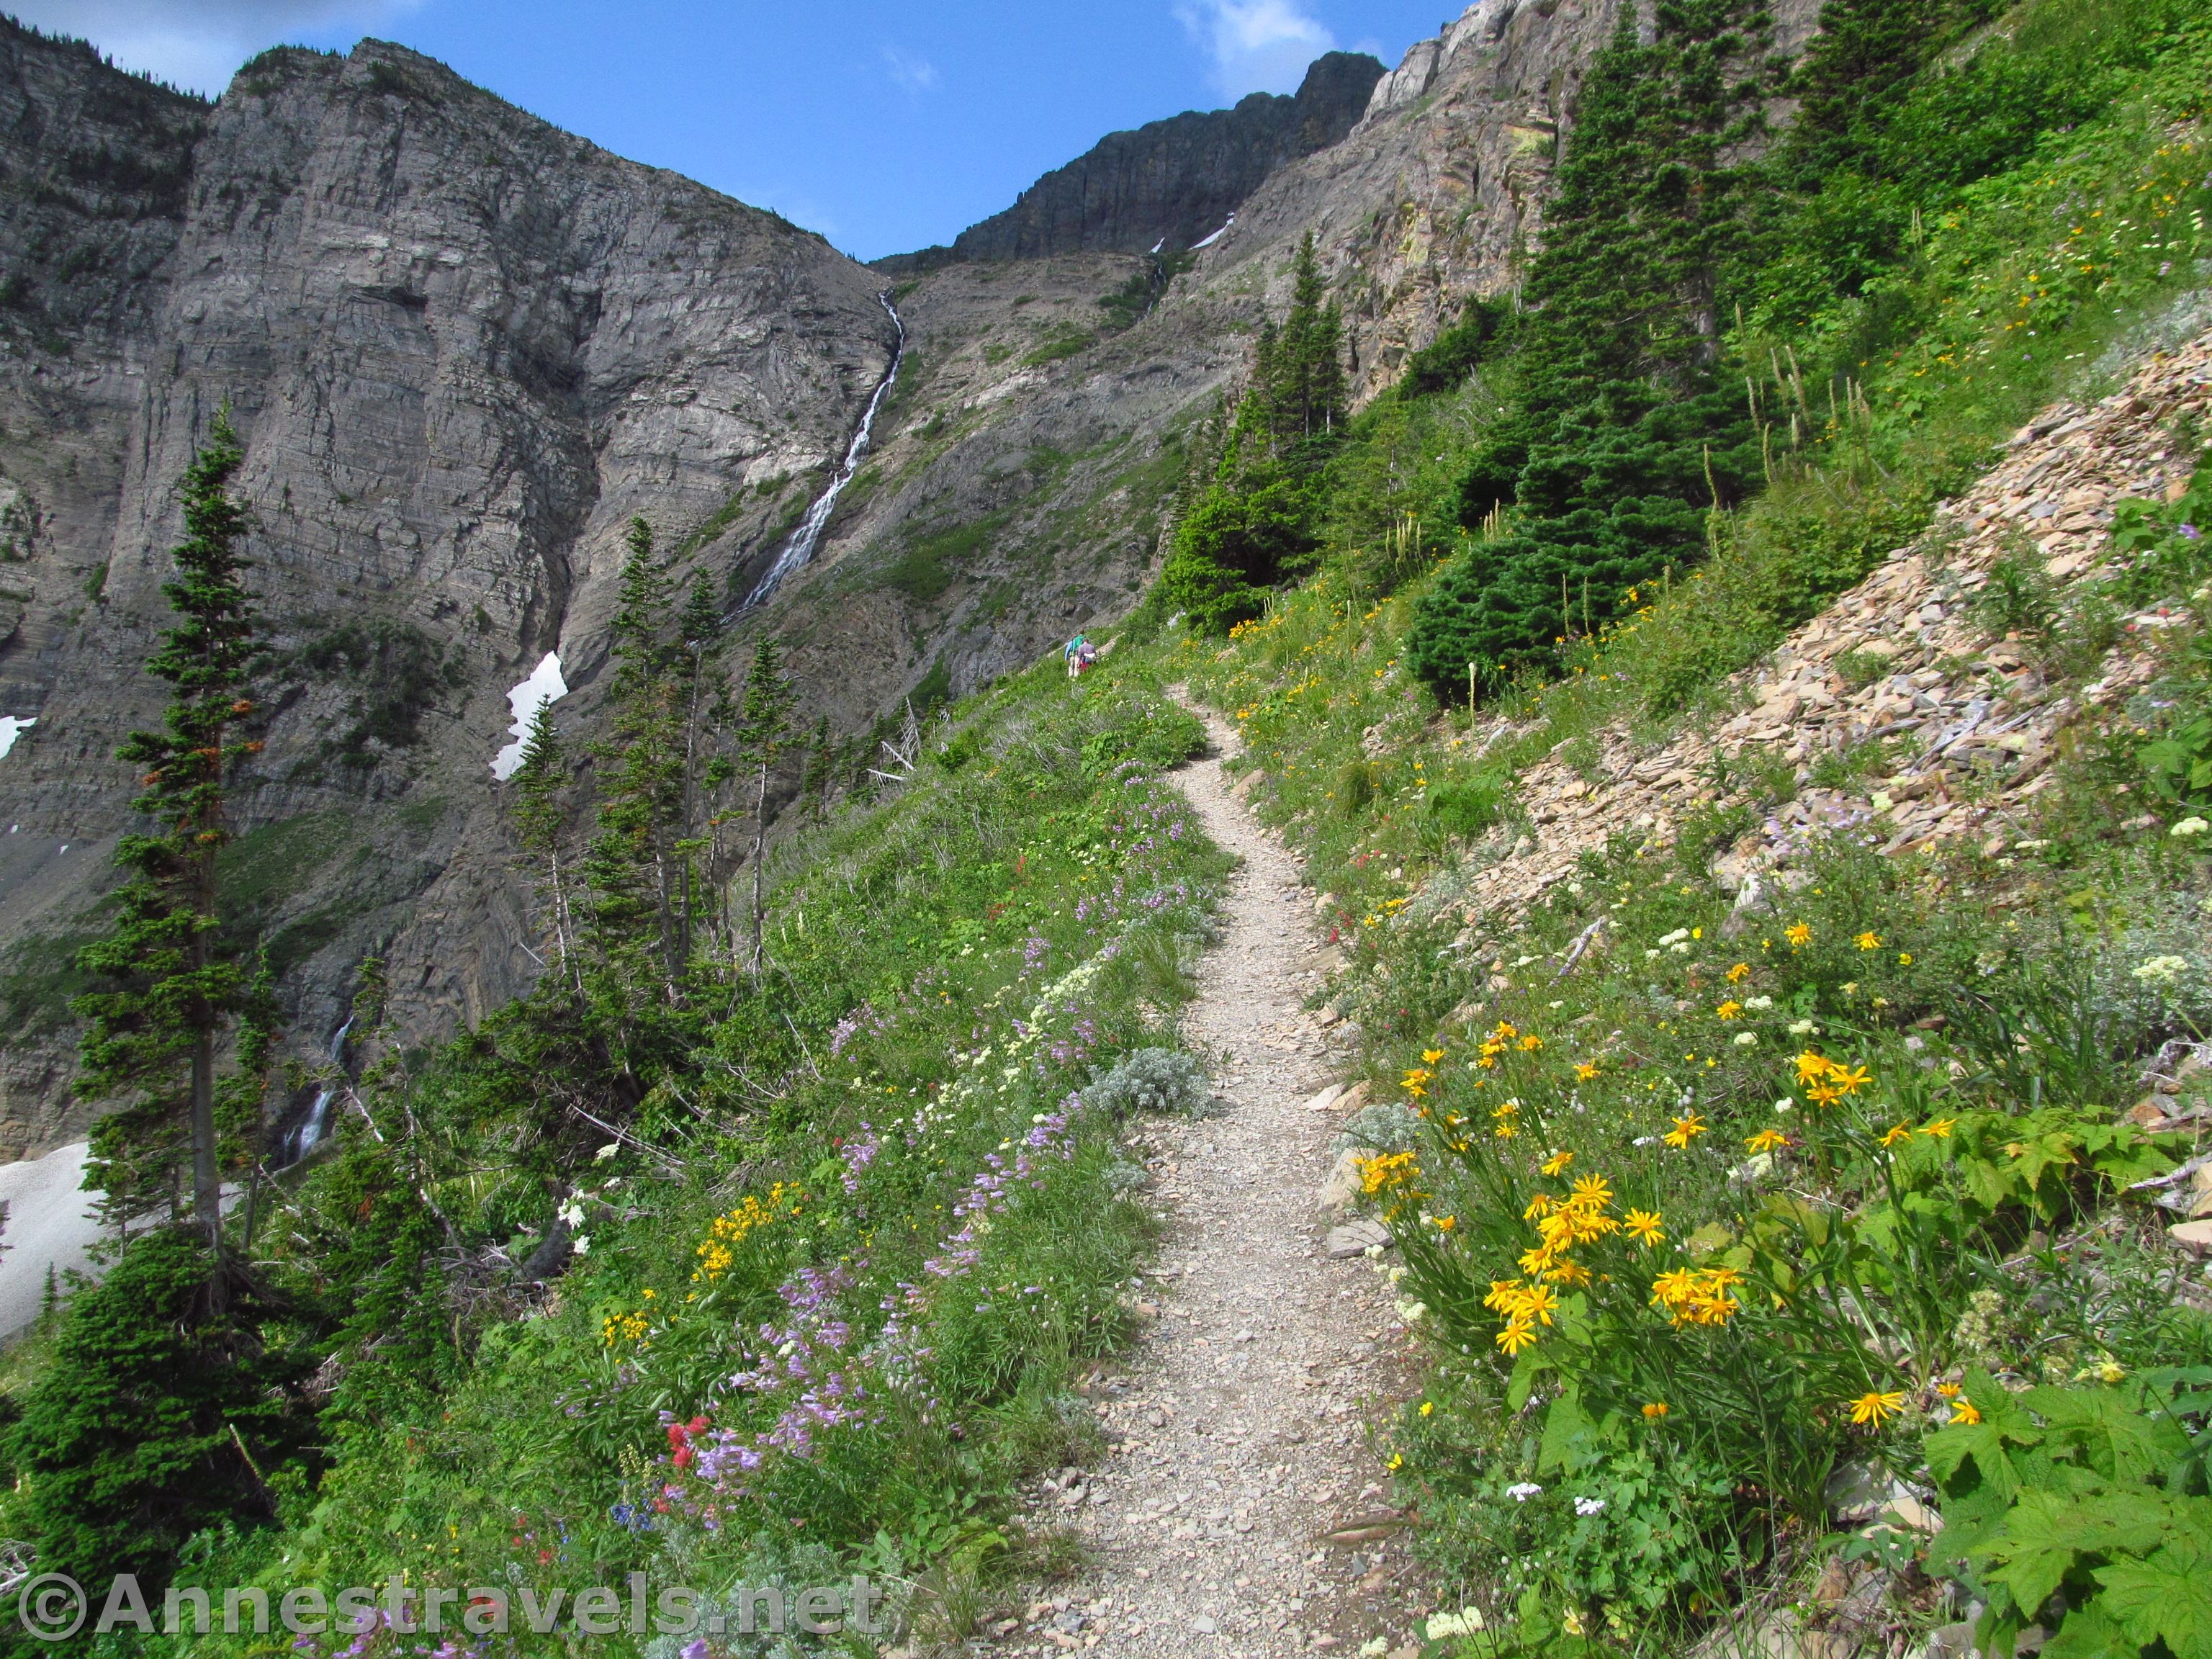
[997,703,1431,1658]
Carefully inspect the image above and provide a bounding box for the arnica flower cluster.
[1649,1264,1745,1329]
[1794,1049,1872,1107]
[693,1182,801,1283]
[1483,1173,1631,1354]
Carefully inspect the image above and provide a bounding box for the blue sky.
[19,1,1455,260]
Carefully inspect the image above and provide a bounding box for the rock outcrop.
[1419,329,2212,945]
[884,52,1384,267]
[0,30,897,1152]
[1175,0,1823,402]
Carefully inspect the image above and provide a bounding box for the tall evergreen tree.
[1270,233,1349,446]
[734,638,797,979]
[1410,0,1773,699]
[581,518,687,996]
[676,573,732,961]
[507,704,577,986]
[74,412,266,1272]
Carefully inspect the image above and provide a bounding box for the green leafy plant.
[1926,1368,2212,1659]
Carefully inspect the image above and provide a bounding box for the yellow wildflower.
[1950,1396,1982,1425]
[1568,1174,1614,1210]
[1421,1048,1445,1066]
[1642,1401,1670,1419]
[1726,961,1750,983]
[1624,1208,1665,1247]
[1573,1060,1601,1082]
[1540,1149,1575,1177]
[1856,932,1882,951]
[1786,923,1812,947]
[1745,1128,1791,1155]
[1359,1151,1421,1195]
[1879,1125,1913,1149]
[1519,1033,1545,1052]
[1847,1390,1907,1427]
[1496,1320,1538,1355]
[1715,999,1743,1020]
[1663,1112,1707,1148]
[1921,1118,1956,1139]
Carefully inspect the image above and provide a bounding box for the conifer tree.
[582,518,687,994]
[74,411,266,1274]
[734,638,796,978]
[1271,233,1348,446]
[676,573,732,961]
[508,704,577,984]
[1409,0,1773,699]
[800,716,835,822]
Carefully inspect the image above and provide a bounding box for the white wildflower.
[1506,1482,1543,1502]
[1426,1609,1485,1639]
[1574,1496,1606,1516]
[2134,955,2190,986]
[2172,817,2209,838]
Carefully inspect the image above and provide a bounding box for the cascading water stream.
[279,1015,355,1166]
[739,292,904,611]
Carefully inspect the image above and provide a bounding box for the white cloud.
[881,43,938,96]
[1174,0,1334,100]
[8,0,426,96]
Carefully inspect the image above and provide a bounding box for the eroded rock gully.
[958,709,1431,1659]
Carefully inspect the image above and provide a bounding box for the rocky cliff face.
[1173,0,1823,401]
[886,52,1383,267]
[0,30,897,1154]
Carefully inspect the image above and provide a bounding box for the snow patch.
[0,716,35,759]
[1190,214,1236,250]
[0,1143,101,1338]
[490,653,567,781]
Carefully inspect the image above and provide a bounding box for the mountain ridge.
[878,50,1385,269]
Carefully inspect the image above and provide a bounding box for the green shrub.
[1426,770,1510,837]
[1161,479,1310,635]
[1926,1370,2212,1659]
[1079,695,1205,777]
[4,1231,320,1598]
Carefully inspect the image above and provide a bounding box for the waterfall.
[740,292,905,611]
[279,1015,355,1166]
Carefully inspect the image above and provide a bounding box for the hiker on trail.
[1065,634,1096,678]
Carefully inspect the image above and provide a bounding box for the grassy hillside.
[9,0,2212,1655]
[1155,0,2212,1647]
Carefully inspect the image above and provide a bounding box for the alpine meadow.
[2,1,2212,1657]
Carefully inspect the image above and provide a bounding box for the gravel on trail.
[981,703,1433,1659]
